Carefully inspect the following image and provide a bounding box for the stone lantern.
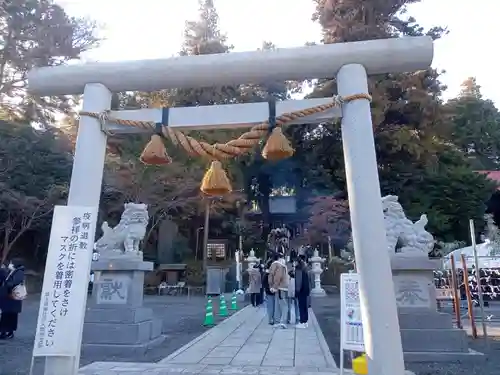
[310,249,326,296]
[245,249,259,269]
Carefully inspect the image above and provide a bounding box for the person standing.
[287,268,299,325]
[0,260,26,339]
[268,252,289,328]
[248,264,262,307]
[263,259,275,324]
[295,255,311,328]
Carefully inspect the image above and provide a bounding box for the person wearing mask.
[295,255,311,328]
[0,259,26,339]
[268,252,289,328]
[247,264,262,307]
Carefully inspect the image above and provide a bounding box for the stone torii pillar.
[28,36,433,375]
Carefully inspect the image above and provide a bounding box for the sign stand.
[30,205,98,374]
[340,272,365,375]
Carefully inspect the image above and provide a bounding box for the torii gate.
[28,36,433,375]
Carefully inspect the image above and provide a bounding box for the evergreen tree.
[295,0,494,242]
[445,77,500,169]
[0,120,73,263]
[101,0,293,257]
[0,0,99,124]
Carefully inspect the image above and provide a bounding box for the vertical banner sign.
[340,273,365,352]
[33,205,97,357]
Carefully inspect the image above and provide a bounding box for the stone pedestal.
[82,257,165,355]
[310,250,326,297]
[391,256,482,362]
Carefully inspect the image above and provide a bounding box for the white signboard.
[33,205,97,357]
[340,272,365,352]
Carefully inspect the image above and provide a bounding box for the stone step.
[81,334,166,357]
[83,319,160,345]
[84,306,154,324]
[404,348,485,363]
[398,311,454,329]
[401,328,469,353]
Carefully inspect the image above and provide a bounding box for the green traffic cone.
[219,294,228,317]
[203,298,214,326]
[230,292,238,310]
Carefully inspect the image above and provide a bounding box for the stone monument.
[310,249,326,297]
[82,203,165,355]
[382,195,482,361]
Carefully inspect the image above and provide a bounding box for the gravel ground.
[312,294,500,375]
[0,294,236,375]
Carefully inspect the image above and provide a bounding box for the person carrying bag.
[0,260,26,339]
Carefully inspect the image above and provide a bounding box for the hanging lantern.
[200,160,232,196]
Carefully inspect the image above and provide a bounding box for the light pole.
[235,200,245,293]
[202,199,211,274]
[195,227,204,261]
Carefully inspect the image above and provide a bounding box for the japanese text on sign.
[33,205,97,357]
[340,273,365,352]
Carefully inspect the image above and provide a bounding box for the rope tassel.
[139,134,172,165]
[200,160,232,196]
[262,127,294,161]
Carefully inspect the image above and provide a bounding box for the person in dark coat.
[0,259,25,339]
[257,260,265,306]
[295,255,311,328]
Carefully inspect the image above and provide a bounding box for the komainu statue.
[381,195,434,256]
[95,203,149,258]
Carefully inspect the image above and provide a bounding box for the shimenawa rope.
[79,93,371,161]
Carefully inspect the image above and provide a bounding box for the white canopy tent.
[442,240,500,269]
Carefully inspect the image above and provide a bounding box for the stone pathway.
[79,305,340,374]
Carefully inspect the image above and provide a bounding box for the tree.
[0,120,72,262]
[104,155,203,250]
[302,195,350,247]
[291,0,495,242]
[97,0,249,261]
[397,161,496,242]
[0,0,99,124]
[290,0,449,195]
[105,1,298,258]
[0,184,62,262]
[445,77,500,169]
[0,120,73,197]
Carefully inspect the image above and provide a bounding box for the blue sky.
[57,0,498,104]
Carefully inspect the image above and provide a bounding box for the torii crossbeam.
[28,36,433,375]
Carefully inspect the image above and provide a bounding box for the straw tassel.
[262,127,294,161]
[200,160,232,196]
[139,134,172,165]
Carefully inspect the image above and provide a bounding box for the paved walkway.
[79,305,340,374]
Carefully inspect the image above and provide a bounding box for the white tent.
[442,239,500,269]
